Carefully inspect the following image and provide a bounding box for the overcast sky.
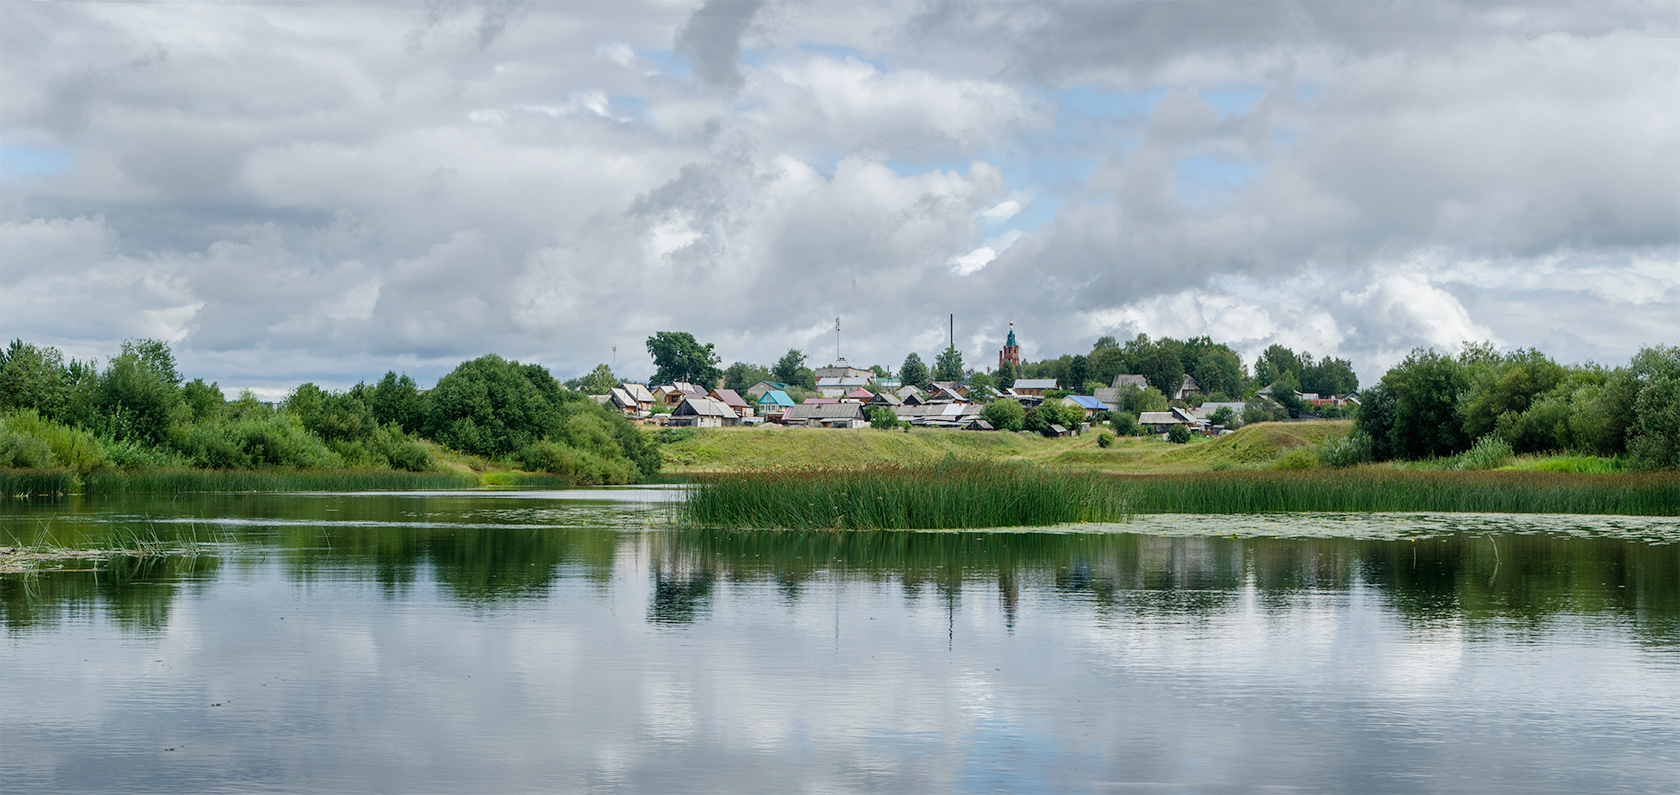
[2,0,1675,396]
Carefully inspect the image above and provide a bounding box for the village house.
[620,383,656,413]
[782,402,867,428]
[1174,374,1201,401]
[864,391,903,409]
[842,387,874,403]
[896,385,924,402]
[745,380,791,400]
[671,396,739,428]
[755,389,795,420]
[1060,394,1108,420]
[708,388,752,418]
[813,358,873,380]
[1111,374,1150,390]
[816,376,871,398]
[1012,378,1057,397]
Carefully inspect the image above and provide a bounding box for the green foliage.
[422,355,571,457]
[899,352,930,388]
[1625,346,1680,471]
[982,399,1025,432]
[995,361,1017,390]
[1111,384,1168,414]
[1139,345,1184,397]
[772,349,809,387]
[515,437,635,485]
[169,411,341,469]
[933,346,964,382]
[1318,431,1373,468]
[1110,412,1140,436]
[578,364,618,395]
[180,378,224,422]
[0,468,75,497]
[0,340,71,420]
[1167,424,1192,444]
[1269,384,1306,418]
[0,410,110,475]
[1096,432,1115,448]
[95,338,186,445]
[866,406,901,430]
[1456,435,1515,471]
[723,361,772,393]
[647,331,723,387]
[1209,407,1236,428]
[1023,401,1082,436]
[368,372,424,433]
[967,370,995,391]
[1383,348,1470,459]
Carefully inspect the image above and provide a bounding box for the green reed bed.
[82,468,480,494]
[681,465,1680,529]
[0,468,76,497]
[681,463,1132,530]
[1121,470,1679,516]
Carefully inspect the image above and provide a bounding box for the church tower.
[998,321,1021,371]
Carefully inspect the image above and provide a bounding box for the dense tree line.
[0,339,658,484]
[1355,344,1679,470]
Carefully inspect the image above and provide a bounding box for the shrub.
[981,399,1025,432]
[1167,424,1192,444]
[867,406,901,430]
[1318,431,1373,468]
[1110,412,1141,436]
[0,409,110,475]
[1270,446,1320,470]
[1096,432,1114,448]
[1456,435,1515,471]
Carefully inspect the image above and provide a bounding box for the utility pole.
[835,317,841,363]
[948,314,954,350]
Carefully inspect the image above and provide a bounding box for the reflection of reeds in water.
[681,462,1133,530]
[683,464,1680,529]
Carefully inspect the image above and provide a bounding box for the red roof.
[845,388,873,399]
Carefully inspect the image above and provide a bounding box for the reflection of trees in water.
[648,536,715,625]
[1,554,219,633]
[5,495,1674,646]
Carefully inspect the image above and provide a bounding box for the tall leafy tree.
[899,353,929,388]
[1139,346,1185,397]
[579,364,618,395]
[96,338,185,444]
[933,347,964,382]
[772,350,807,384]
[723,361,772,392]
[647,332,723,387]
[995,360,1017,390]
[0,340,70,420]
[369,372,423,433]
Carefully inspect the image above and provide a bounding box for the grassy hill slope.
[656,421,1355,474]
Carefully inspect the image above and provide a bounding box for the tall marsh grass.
[682,462,1132,530]
[682,464,1680,529]
[0,468,76,497]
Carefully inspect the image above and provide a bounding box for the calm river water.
[3,489,1677,794]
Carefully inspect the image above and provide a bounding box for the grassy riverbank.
[682,463,1680,529]
[659,422,1355,474]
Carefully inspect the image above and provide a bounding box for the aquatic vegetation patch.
[681,462,1132,530]
[683,465,1680,529]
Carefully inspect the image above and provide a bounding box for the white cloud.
[0,1,1673,389]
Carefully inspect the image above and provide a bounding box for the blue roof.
[757,390,795,406]
[1066,395,1106,409]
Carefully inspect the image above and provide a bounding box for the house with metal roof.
[708,388,752,417]
[816,376,871,398]
[754,390,794,419]
[1060,394,1108,419]
[782,402,867,428]
[1111,374,1150,390]
[745,380,791,400]
[1012,378,1058,396]
[843,387,874,403]
[672,396,739,427]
